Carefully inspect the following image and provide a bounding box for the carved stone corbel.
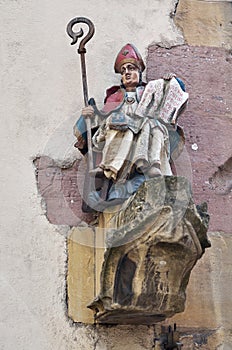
[88,176,210,325]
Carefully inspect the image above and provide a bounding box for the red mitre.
[114,43,145,73]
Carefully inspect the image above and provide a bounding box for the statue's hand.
[96,129,106,143]
[82,106,95,118]
[163,73,176,80]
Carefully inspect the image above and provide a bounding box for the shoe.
[147,165,162,178]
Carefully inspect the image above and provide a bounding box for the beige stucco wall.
[0,1,184,349]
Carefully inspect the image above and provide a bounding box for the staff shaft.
[80,52,89,106]
[79,52,93,171]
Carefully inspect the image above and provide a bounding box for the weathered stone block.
[67,226,106,323]
[88,176,210,325]
[174,0,232,49]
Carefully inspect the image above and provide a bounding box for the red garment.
[102,84,146,114]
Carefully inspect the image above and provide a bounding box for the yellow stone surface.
[67,226,105,323]
[95,226,106,297]
[175,0,232,48]
[67,207,124,323]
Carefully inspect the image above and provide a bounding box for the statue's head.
[114,43,145,73]
[114,43,145,90]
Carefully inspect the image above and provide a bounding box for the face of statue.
[120,63,140,91]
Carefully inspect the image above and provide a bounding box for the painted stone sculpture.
[74,43,188,210]
[72,38,210,324]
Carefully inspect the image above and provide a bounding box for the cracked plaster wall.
[1,0,232,349]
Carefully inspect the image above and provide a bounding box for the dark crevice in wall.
[170,0,180,19]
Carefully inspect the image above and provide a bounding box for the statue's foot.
[147,165,162,178]
[89,167,104,178]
